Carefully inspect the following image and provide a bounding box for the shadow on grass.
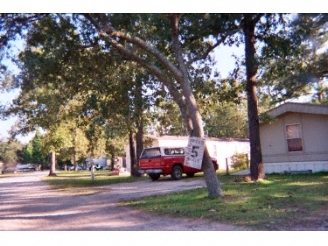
[124,172,328,230]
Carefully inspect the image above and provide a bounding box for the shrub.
[231,152,249,170]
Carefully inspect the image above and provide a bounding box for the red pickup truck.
[138,146,218,181]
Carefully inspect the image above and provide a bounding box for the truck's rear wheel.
[149,173,160,181]
[171,165,183,180]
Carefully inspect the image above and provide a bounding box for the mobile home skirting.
[264,161,328,174]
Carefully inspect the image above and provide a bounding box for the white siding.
[264,161,328,174]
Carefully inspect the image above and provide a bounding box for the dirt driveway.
[0,171,248,231]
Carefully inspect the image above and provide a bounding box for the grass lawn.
[43,170,148,189]
[123,172,328,230]
[41,170,328,230]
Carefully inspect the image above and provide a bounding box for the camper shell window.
[164,148,185,155]
[140,148,161,158]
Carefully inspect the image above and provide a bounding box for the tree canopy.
[1,13,328,196]
[0,137,23,165]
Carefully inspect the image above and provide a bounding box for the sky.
[0,90,36,143]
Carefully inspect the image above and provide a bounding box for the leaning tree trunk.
[182,89,223,197]
[243,14,265,181]
[169,14,223,198]
[48,150,57,176]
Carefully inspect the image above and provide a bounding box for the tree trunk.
[129,130,138,177]
[110,145,115,170]
[135,78,144,173]
[202,148,224,198]
[136,120,143,173]
[73,129,77,171]
[170,14,223,198]
[243,14,265,181]
[48,150,56,176]
[73,148,77,171]
[91,165,95,181]
[182,88,223,197]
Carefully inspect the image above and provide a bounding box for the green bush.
[230,152,249,170]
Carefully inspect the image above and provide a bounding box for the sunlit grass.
[123,172,328,230]
[0,171,31,178]
[43,170,148,189]
[37,170,328,230]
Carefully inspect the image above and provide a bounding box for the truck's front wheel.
[171,165,183,180]
[149,173,160,181]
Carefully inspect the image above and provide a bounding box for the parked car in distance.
[16,164,36,172]
[60,164,85,170]
[69,164,84,170]
[60,164,71,170]
[1,167,20,174]
[89,164,103,171]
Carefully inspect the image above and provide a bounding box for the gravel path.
[0,171,249,231]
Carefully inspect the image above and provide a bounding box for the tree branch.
[83,14,183,80]
[83,13,193,133]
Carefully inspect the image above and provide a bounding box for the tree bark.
[169,14,223,198]
[73,129,77,171]
[135,78,144,173]
[243,14,265,181]
[48,150,57,176]
[129,130,138,177]
[73,148,77,171]
[109,145,115,170]
[136,121,143,172]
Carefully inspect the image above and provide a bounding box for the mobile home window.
[285,124,303,151]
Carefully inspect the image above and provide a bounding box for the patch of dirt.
[281,210,328,231]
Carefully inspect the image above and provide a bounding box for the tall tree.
[22,130,47,168]
[259,14,328,105]
[243,14,265,180]
[1,13,243,198]
[203,101,248,138]
[31,130,46,166]
[146,98,187,136]
[238,14,294,180]
[0,138,23,165]
[82,13,243,197]
[22,142,33,163]
[41,122,74,175]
